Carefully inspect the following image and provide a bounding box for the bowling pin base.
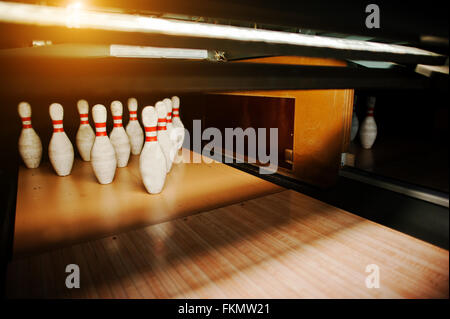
[91,162,116,185]
[91,150,117,185]
[49,155,74,176]
[21,158,41,169]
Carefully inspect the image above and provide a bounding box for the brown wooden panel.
[180,88,353,186]
[180,94,294,169]
[293,89,353,186]
[226,56,354,187]
[7,190,449,298]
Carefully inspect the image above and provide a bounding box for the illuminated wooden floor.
[13,150,282,257]
[7,190,448,298]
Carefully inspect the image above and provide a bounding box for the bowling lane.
[7,189,448,298]
[13,149,284,257]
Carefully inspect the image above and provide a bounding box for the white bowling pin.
[125,97,144,155]
[91,104,117,184]
[75,99,95,161]
[359,96,378,149]
[171,96,185,150]
[163,98,174,139]
[140,106,167,194]
[350,95,359,142]
[18,102,42,168]
[155,101,173,172]
[48,103,74,176]
[110,101,131,167]
[163,98,179,159]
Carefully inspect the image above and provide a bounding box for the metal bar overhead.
[0,57,430,97]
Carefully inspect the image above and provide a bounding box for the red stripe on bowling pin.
[95,122,107,136]
[166,112,172,123]
[172,107,180,118]
[21,116,32,129]
[79,113,89,125]
[157,118,167,131]
[113,115,123,127]
[145,126,157,142]
[52,120,64,133]
[129,110,137,121]
[367,106,375,117]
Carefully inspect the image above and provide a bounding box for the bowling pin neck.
[79,113,89,125]
[145,126,158,142]
[157,118,167,131]
[113,115,123,127]
[366,106,375,117]
[172,107,180,118]
[129,110,138,121]
[52,120,64,133]
[95,122,107,136]
[166,111,172,123]
[21,116,32,129]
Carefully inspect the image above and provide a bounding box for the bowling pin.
[359,96,378,149]
[125,97,144,155]
[171,96,185,150]
[48,103,74,176]
[75,99,95,161]
[163,98,175,141]
[110,101,131,167]
[140,106,167,194]
[350,95,359,142]
[18,102,42,168]
[163,98,179,157]
[91,104,117,184]
[155,101,173,172]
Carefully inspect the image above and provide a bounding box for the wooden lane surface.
[7,190,449,298]
[13,149,283,257]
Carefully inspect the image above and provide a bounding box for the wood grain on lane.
[7,190,448,298]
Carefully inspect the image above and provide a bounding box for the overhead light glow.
[66,2,83,28]
[0,1,441,58]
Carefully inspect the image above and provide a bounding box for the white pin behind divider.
[126,97,144,155]
[18,102,42,168]
[91,104,117,184]
[163,98,178,164]
[139,106,167,194]
[110,100,131,167]
[163,98,174,137]
[76,99,95,161]
[48,103,74,176]
[155,101,173,172]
